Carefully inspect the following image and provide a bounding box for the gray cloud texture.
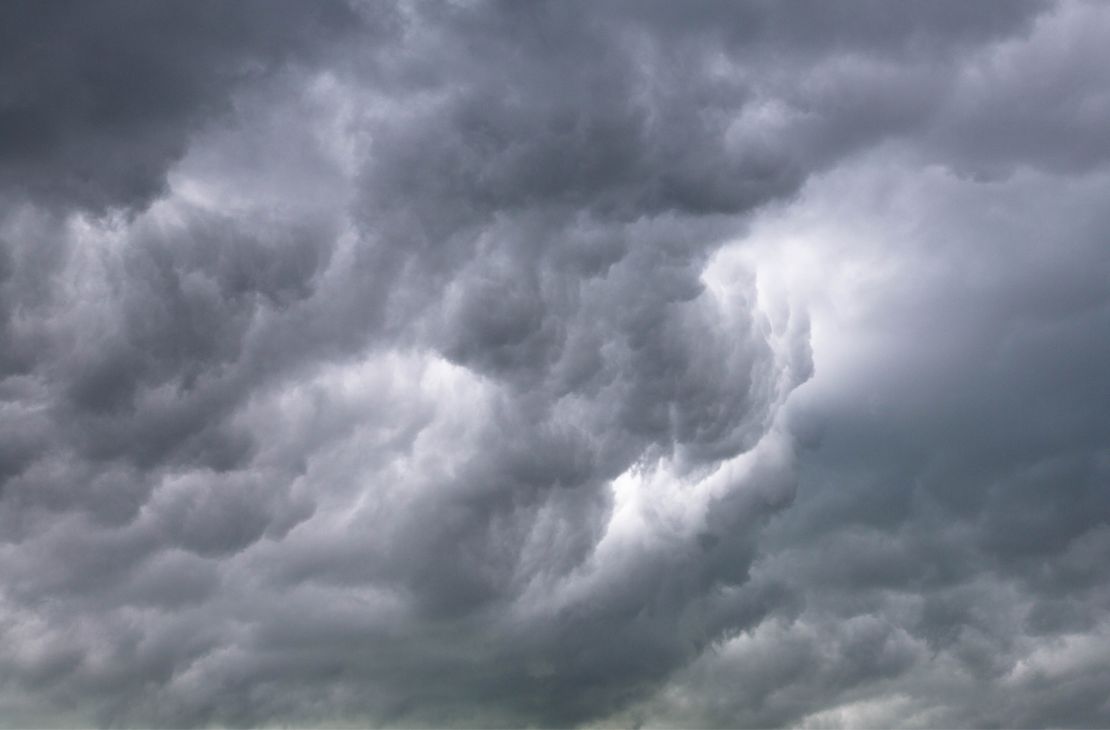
[1,0,1108,727]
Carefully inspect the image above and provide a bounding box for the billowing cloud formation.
[0,0,367,212]
[616,153,1110,728]
[1,1,1108,727]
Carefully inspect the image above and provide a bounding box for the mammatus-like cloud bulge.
[2,0,1108,727]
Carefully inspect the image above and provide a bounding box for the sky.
[1,1,1109,727]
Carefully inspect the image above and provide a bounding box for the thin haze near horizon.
[1,1,1109,727]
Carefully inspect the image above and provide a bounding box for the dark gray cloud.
[0,0,367,212]
[2,0,1108,727]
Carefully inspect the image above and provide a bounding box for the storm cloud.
[1,1,1108,727]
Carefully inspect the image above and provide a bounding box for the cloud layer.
[1,1,1108,727]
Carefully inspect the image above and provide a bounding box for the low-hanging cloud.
[2,0,1108,727]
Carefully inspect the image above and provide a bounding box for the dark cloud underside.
[1,1,1107,727]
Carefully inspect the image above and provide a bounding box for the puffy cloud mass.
[0,0,1107,727]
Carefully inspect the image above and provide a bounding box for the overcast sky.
[1,1,1109,727]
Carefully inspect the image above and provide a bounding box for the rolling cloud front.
[1,1,1108,726]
